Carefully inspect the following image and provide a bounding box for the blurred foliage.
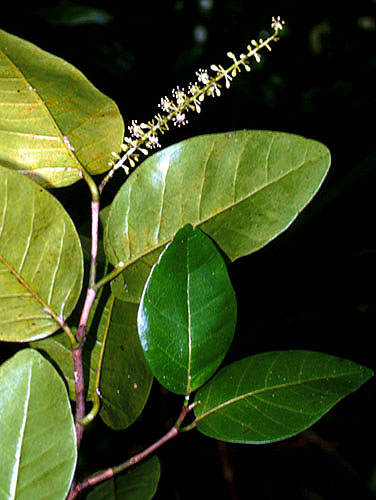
[1,1,376,499]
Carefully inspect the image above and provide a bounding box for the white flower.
[128,120,147,138]
[173,87,186,106]
[196,68,210,85]
[271,16,285,31]
[174,112,188,127]
[159,96,175,113]
[147,134,161,148]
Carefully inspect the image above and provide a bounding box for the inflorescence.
[99,16,285,193]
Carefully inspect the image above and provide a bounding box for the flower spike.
[99,17,285,193]
[271,16,285,32]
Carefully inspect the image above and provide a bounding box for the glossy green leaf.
[105,130,331,302]
[0,166,83,342]
[138,225,236,395]
[86,457,160,500]
[0,349,77,500]
[0,29,124,188]
[194,350,373,444]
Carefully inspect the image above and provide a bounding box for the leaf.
[0,166,83,342]
[99,295,153,430]
[193,350,373,444]
[105,130,331,302]
[30,331,77,397]
[0,349,77,500]
[138,225,236,395]
[0,29,124,188]
[86,456,160,500]
[110,248,162,304]
[31,294,153,430]
[30,268,112,403]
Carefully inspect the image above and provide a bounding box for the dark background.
[2,1,376,499]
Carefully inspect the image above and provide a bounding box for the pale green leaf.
[0,349,77,500]
[0,166,83,342]
[105,130,331,302]
[0,29,124,187]
[30,331,76,397]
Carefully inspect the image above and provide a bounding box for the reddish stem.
[68,201,99,498]
[67,405,191,499]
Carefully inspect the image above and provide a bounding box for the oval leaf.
[0,166,83,341]
[194,350,373,444]
[105,130,331,302]
[0,349,77,500]
[86,456,160,500]
[0,29,124,187]
[138,225,236,395]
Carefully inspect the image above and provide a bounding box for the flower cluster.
[99,17,285,193]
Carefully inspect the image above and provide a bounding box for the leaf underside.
[0,349,77,500]
[0,166,83,342]
[0,29,124,187]
[105,130,331,303]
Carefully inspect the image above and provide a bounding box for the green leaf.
[193,350,373,444]
[0,29,124,188]
[0,349,77,500]
[30,262,111,402]
[30,331,77,397]
[86,457,160,500]
[0,166,83,342]
[105,130,331,302]
[99,295,153,430]
[138,225,236,395]
[31,294,153,430]
[110,249,162,304]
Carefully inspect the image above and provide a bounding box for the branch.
[71,200,100,449]
[67,404,191,499]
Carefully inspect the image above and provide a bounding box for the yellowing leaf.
[0,29,124,187]
[0,166,83,341]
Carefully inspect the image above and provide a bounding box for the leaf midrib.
[111,148,328,272]
[0,46,82,170]
[195,369,363,422]
[10,364,32,500]
[0,253,56,323]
